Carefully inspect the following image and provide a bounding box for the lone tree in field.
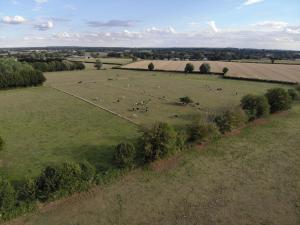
[223,67,229,75]
[184,63,194,73]
[200,63,211,74]
[148,62,155,71]
[179,96,193,105]
[95,60,103,70]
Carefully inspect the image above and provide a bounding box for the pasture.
[0,86,138,182]
[44,68,287,127]
[6,103,300,225]
[122,60,300,84]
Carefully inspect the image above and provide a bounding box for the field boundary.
[48,86,140,126]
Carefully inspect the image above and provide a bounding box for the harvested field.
[122,60,300,84]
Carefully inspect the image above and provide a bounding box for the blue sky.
[0,0,299,49]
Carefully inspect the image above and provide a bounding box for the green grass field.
[0,87,138,182]
[6,103,300,225]
[45,69,288,127]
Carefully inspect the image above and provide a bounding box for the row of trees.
[0,58,46,89]
[148,62,229,75]
[31,61,85,72]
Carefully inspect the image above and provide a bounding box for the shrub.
[214,108,248,134]
[141,122,177,162]
[287,89,299,100]
[189,120,220,144]
[241,94,270,121]
[184,63,194,73]
[265,88,292,113]
[114,142,136,168]
[0,177,16,213]
[148,62,155,71]
[179,96,193,105]
[199,63,211,74]
[95,60,103,70]
[17,179,37,202]
[79,161,96,183]
[223,67,229,75]
[0,137,3,151]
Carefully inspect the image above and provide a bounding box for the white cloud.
[243,0,264,6]
[34,20,54,31]
[252,21,288,30]
[1,16,26,24]
[207,21,219,32]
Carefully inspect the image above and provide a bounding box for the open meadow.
[122,60,300,84]
[44,68,288,127]
[6,102,300,225]
[0,86,139,182]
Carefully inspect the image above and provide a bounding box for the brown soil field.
[122,60,300,84]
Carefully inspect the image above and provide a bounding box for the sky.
[0,0,299,50]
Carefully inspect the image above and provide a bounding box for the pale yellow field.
[122,60,300,84]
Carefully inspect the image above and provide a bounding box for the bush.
[199,63,211,74]
[114,142,136,168]
[214,108,248,134]
[184,63,194,73]
[223,67,229,75]
[265,88,292,113]
[179,96,193,105]
[79,161,96,183]
[189,120,220,144]
[0,177,16,213]
[148,62,155,71]
[287,89,299,100]
[141,122,177,162]
[17,179,37,203]
[241,94,270,121]
[0,137,3,151]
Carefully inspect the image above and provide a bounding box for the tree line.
[0,58,46,89]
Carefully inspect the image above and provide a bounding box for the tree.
[148,62,155,71]
[141,122,177,162]
[95,60,103,70]
[223,67,229,75]
[200,63,211,74]
[241,94,270,121]
[114,142,136,168]
[184,63,194,73]
[179,96,193,105]
[265,88,292,113]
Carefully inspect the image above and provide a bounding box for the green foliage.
[31,61,85,72]
[189,120,220,144]
[287,89,299,100]
[114,142,136,168]
[199,63,211,74]
[214,108,248,134]
[36,162,93,201]
[0,177,16,214]
[184,63,194,73]
[265,88,292,113]
[179,96,193,105]
[148,62,155,71]
[0,58,46,89]
[95,60,103,70]
[0,136,3,151]
[223,67,229,75]
[141,122,177,162]
[241,94,270,121]
[18,179,37,203]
